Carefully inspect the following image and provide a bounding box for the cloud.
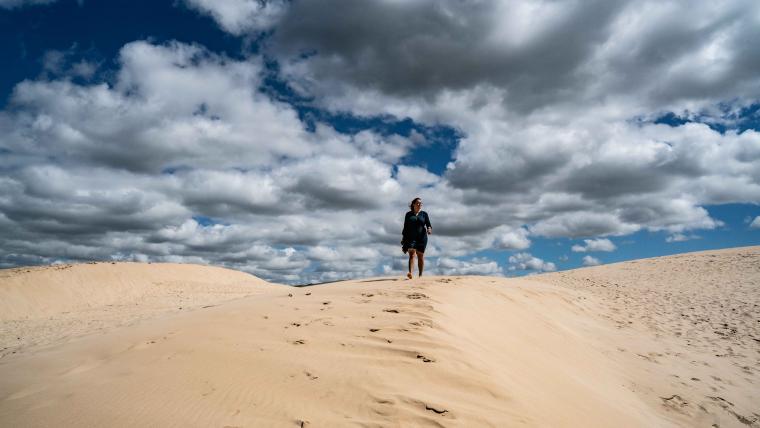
[492,226,531,250]
[571,238,616,252]
[3,41,313,173]
[38,46,99,81]
[507,252,556,273]
[395,165,440,189]
[263,0,760,239]
[183,0,289,35]
[272,0,631,109]
[530,212,639,238]
[267,0,760,124]
[750,216,760,229]
[4,1,760,283]
[435,257,503,276]
[0,40,429,283]
[581,255,601,266]
[665,233,700,242]
[277,155,400,210]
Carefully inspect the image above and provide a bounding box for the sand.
[0,262,275,358]
[538,246,760,427]
[0,247,758,427]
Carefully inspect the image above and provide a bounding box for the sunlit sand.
[1,247,758,427]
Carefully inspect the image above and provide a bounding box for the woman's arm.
[424,212,432,234]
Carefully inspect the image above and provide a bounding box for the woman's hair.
[409,197,422,210]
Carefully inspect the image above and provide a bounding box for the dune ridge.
[0,262,274,358]
[0,247,758,427]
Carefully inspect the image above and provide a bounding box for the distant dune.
[0,247,758,427]
[0,262,275,357]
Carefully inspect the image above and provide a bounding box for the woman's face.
[413,200,422,211]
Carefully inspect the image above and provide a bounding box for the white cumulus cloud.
[582,255,601,267]
[665,233,700,242]
[508,252,556,272]
[435,257,503,276]
[571,238,617,252]
[183,0,289,35]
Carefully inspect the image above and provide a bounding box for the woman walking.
[401,197,432,279]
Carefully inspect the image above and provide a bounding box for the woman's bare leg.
[417,252,424,277]
[407,249,416,279]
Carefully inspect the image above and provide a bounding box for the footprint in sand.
[407,292,428,300]
[409,320,432,328]
[707,396,734,408]
[291,339,306,345]
[416,354,435,363]
[636,353,659,363]
[383,308,400,313]
[425,404,449,415]
[304,317,332,326]
[660,394,689,412]
[400,397,450,417]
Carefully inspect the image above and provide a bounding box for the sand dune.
[538,246,760,427]
[0,247,758,427]
[0,262,274,358]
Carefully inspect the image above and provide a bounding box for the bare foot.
[407,272,413,279]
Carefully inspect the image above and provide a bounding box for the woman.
[401,197,432,279]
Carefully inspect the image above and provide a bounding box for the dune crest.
[0,247,758,427]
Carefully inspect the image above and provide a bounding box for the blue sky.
[1,0,759,283]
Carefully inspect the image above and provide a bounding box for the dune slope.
[0,262,275,357]
[538,246,760,428]
[1,247,758,427]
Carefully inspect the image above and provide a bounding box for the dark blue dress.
[401,210,432,253]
